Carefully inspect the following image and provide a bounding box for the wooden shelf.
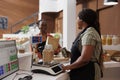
[103,44,120,50]
[104,61,120,68]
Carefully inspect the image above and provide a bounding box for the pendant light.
[104,0,118,5]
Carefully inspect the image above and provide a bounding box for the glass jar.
[112,35,119,45]
[106,35,112,45]
[18,45,25,53]
[101,35,106,45]
[42,44,54,64]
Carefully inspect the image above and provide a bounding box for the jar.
[106,35,112,45]
[101,35,106,45]
[18,45,25,53]
[42,44,54,64]
[32,47,39,63]
[118,36,120,44]
[112,35,119,45]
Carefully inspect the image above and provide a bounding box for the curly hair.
[78,8,101,35]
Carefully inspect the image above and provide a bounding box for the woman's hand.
[61,64,70,71]
[61,64,66,72]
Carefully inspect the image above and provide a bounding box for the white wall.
[63,0,76,50]
[57,0,64,11]
[39,0,57,20]
[39,0,63,20]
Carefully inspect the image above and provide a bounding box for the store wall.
[98,1,120,35]
[57,0,64,11]
[41,11,63,34]
[0,0,39,38]
[76,4,82,35]
[39,0,64,20]
[55,11,63,34]
[41,12,56,33]
[63,0,76,50]
[77,0,120,36]
[39,0,57,13]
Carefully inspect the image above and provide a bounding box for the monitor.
[0,40,19,79]
[30,35,42,44]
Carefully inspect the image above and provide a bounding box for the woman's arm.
[62,45,94,70]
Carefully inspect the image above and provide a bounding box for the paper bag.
[47,36,59,51]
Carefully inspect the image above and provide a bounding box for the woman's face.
[39,23,47,31]
[77,17,83,29]
[39,25,47,33]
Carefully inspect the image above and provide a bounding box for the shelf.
[104,61,120,68]
[103,44,120,50]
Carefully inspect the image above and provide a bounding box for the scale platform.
[31,62,63,76]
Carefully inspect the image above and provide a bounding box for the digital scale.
[31,62,63,76]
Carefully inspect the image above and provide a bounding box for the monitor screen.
[0,40,19,79]
[30,36,42,44]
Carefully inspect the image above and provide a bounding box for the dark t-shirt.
[37,41,46,54]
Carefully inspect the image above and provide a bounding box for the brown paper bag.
[47,36,59,51]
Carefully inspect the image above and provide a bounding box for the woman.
[36,20,48,58]
[36,20,61,58]
[62,8,103,80]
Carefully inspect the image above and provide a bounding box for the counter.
[3,70,69,80]
[2,51,70,80]
[3,51,120,80]
[104,61,120,68]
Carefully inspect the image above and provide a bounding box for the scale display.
[51,65,62,73]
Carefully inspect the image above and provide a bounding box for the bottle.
[32,47,39,64]
[118,36,120,44]
[18,45,25,53]
[106,35,112,45]
[42,44,54,64]
[112,35,119,45]
[101,35,106,45]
